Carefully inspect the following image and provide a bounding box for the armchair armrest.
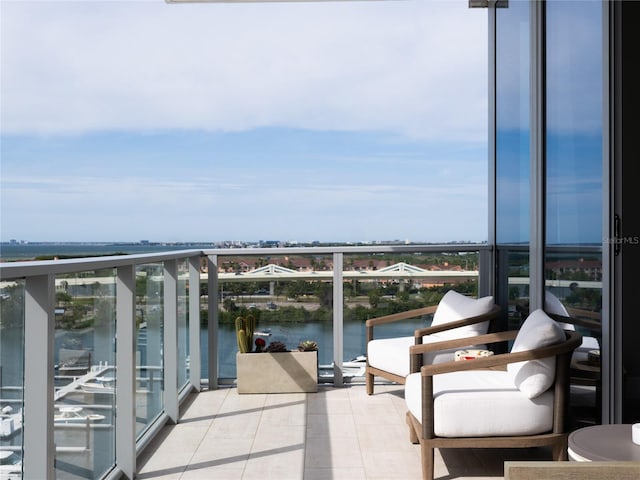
[409,329,517,373]
[547,312,601,333]
[418,330,582,377]
[366,305,437,342]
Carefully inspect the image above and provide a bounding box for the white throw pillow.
[430,290,494,340]
[507,309,565,399]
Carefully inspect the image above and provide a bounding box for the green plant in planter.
[235,314,255,353]
[297,340,318,352]
[265,341,288,353]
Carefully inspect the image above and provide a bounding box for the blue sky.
[0,0,488,244]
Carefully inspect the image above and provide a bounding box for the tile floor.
[136,384,551,480]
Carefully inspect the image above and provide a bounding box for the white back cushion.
[507,309,565,399]
[545,290,574,331]
[431,290,494,340]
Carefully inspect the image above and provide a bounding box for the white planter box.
[236,351,318,394]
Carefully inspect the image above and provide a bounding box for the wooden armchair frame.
[547,311,601,335]
[365,304,500,394]
[405,329,582,480]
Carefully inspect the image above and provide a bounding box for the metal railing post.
[333,253,344,387]
[189,256,202,391]
[164,259,179,423]
[207,255,219,389]
[116,264,136,479]
[23,274,55,479]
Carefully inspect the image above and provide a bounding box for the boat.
[254,328,272,337]
[319,355,367,378]
[0,450,22,480]
[344,355,367,368]
[0,407,22,439]
[79,376,115,394]
[55,406,105,424]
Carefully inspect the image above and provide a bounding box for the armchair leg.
[406,412,419,444]
[366,371,374,395]
[551,437,568,461]
[420,443,434,480]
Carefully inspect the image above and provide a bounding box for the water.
[1,318,426,386]
[212,318,425,378]
[0,243,216,261]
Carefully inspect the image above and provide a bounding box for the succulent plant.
[265,341,288,353]
[297,340,318,352]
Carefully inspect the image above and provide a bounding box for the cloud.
[1,1,489,243]
[0,169,487,243]
[495,0,602,134]
[1,0,487,140]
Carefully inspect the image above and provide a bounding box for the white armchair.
[404,309,582,480]
[365,290,500,395]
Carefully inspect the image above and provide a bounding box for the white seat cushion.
[405,371,554,437]
[367,334,463,378]
[507,309,565,399]
[431,290,494,340]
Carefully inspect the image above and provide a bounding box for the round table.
[568,424,640,461]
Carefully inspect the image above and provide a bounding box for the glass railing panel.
[343,251,481,379]
[0,279,25,479]
[208,250,483,382]
[135,263,164,439]
[177,259,189,390]
[53,269,116,479]
[213,254,334,380]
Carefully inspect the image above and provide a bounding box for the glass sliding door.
[495,0,531,329]
[545,0,603,427]
[618,0,640,426]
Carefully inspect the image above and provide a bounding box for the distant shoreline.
[0,243,219,262]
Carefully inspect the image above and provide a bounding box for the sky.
[0,0,488,244]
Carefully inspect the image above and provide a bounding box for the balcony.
[0,244,602,479]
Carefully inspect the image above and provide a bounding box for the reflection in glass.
[53,269,116,479]
[496,0,530,245]
[546,0,602,246]
[177,260,189,390]
[135,264,164,439]
[495,0,531,330]
[504,249,530,331]
[545,0,603,427]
